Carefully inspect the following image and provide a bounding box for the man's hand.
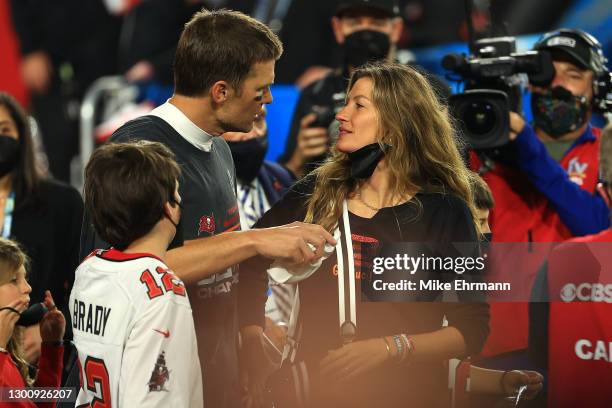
[252,222,336,266]
[509,112,526,141]
[285,114,329,177]
[319,338,389,382]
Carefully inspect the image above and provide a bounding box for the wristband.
[401,334,415,361]
[392,335,404,362]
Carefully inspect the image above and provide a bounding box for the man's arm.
[168,222,335,285]
[510,115,610,235]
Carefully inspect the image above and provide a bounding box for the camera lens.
[463,102,496,136]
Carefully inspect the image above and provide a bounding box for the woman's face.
[335,77,380,153]
[0,264,31,308]
[0,105,19,140]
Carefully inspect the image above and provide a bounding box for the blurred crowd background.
[0,0,610,186]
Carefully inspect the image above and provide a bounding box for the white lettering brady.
[575,339,612,362]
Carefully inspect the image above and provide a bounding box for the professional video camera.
[443,36,555,149]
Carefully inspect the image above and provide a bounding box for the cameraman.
[279,0,449,178]
[470,29,611,360]
[510,29,610,236]
[473,29,610,243]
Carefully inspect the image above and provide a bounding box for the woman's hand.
[501,370,544,400]
[0,298,28,349]
[319,338,389,382]
[39,291,65,343]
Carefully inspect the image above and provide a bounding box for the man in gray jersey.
[80,9,335,408]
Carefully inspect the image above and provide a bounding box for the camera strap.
[337,200,357,344]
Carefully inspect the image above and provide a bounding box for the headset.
[534,28,611,112]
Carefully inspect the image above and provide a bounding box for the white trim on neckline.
[150,101,214,152]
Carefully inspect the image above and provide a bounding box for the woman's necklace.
[355,191,381,212]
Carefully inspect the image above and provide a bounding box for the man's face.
[218,59,275,133]
[222,108,267,142]
[531,59,594,102]
[332,11,402,45]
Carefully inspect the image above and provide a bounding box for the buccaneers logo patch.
[198,215,216,235]
[148,351,170,392]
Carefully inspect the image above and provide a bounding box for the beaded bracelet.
[392,335,404,361]
[398,334,408,362]
[401,334,415,360]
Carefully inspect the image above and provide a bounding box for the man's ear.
[211,80,230,104]
[390,17,404,45]
[331,17,345,44]
[162,201,173,218]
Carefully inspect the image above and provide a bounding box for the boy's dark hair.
[469,171,495,210]
[174,8,283,96]
[84,141,181,248]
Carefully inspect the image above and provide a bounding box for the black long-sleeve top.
[238,178,489,407]
[12,179,83,335]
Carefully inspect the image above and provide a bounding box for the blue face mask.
[347,142,391,179]
[531,86,590,138]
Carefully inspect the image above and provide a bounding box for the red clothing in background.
[0,344,64,408]
[0,0,28,106]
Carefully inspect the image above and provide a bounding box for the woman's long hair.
[0,93,41,208]
[304,62,478,233]
[0,238,33,385]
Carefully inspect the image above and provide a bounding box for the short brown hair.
[84,141,181,248]
[601,124,612,185]
[468,171,495,210]
[174,9,283,96]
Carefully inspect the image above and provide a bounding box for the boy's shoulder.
[76,249,189,308]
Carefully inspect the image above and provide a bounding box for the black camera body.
[444,37,555,150]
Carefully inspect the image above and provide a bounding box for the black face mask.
[531,86,590,139]
[16,303,48,327]
[166,199,183,249]
[227,136,268,184]
[342,30,391,68]
[0,135,20,178]
[480,233,493,257]
[347,143,391,179]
